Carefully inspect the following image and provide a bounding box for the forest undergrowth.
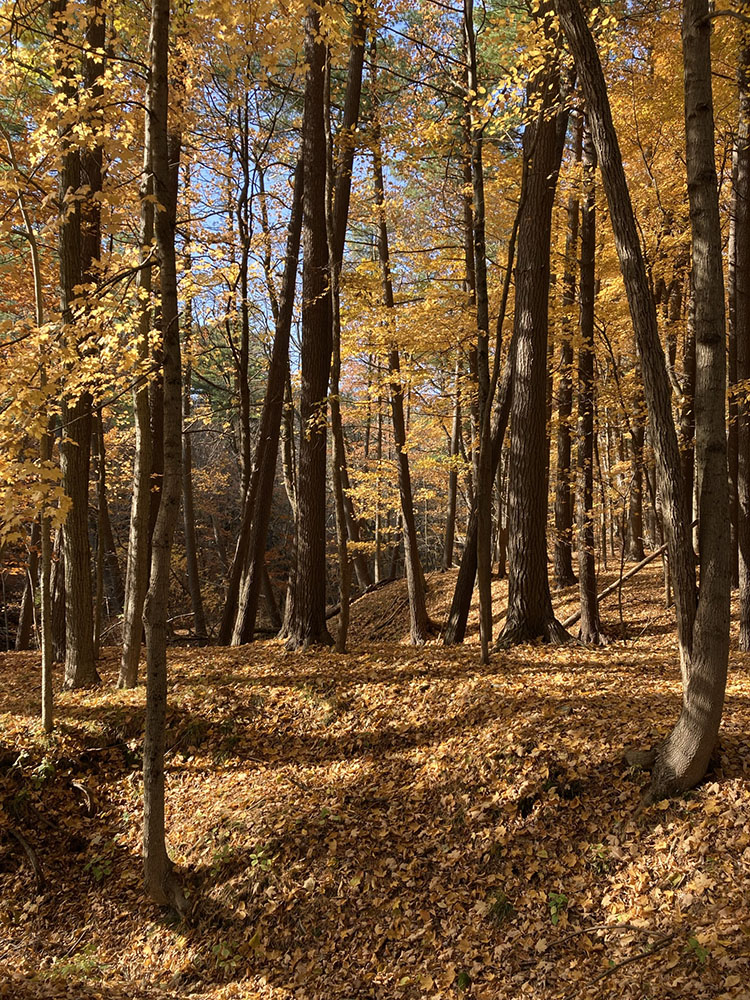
[1,565,749,1000]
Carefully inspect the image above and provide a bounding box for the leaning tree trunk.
[576,122,602,645]
[141,0,186,913]
[555,0,729,799]
[286,1,334,650]
[497,61,570,648]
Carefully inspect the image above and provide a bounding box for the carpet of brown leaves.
[1,565,749,999]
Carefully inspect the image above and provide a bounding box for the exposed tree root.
[495,615,572,650]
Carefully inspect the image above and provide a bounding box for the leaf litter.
[0,565,749,999]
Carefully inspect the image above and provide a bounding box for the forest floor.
[1,564,750,999]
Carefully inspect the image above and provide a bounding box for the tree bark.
[554,113,582,590]
[577,122,602,644]
[497,60,570,648]
[142,0,186,913]
[736,42,750,649]
[285,1,334,650]
[555,0,729,799]
[15,521,40,651]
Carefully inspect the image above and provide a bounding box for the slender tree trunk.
[119,142,154,687]
[182,317,207,640]
[736,43,750,649]
[15,521,40,651]
[372,106,432,645]
[142,0,186,912]
[286,2,334,650]
[443,354,462,570]
[577,123,602,644]
[728,152,740,588]
[554,113,582,590]
[227,162,303,645]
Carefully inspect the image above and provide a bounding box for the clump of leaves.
[548,891,568,925]
[84,854,112,883]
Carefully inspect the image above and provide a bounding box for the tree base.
[553,573,578,591]
[285,627,334,651]
[495,616,571,649]
[62,668,101,691]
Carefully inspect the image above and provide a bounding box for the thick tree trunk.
[286,2,334,650]
[554,114,582,590]
[142,0,186,913]
[577,123,602,645]
[497,64,570,648]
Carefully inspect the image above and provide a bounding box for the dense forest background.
[1,0,750,996]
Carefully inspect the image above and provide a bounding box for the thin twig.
[592,934,675,983]
[6,827,45,890]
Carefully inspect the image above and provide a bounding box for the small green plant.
[210,843,235,874]
[212,939,239,975]
[32,758,56,786]
[588,842,610,875]
[488,889,514,925]
[548,891,568,925]
[687,935,709,965]
[84,854,112,883]
[249,845,274,870]
[455,970,471,992]
[44,943,102,981]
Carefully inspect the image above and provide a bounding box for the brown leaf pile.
[1,565,749,999]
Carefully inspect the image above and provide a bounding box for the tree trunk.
[119,140,154,687]
[728,150,740,589]
[142,0,186,912]
[555,0,729,799]
[227,161,303,645]
[577,122,602,644]
[285,1,334,650]
[443,354,462,570]
[736,43,750,649]
[372,105,432,645]
[497,62,569,648]
[554,113,582,590]
[182,315,207,640]
[15,521,40,651]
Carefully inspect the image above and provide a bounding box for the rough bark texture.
[577,124,602,645]
[554,0,696,670]
[286,2,334,650]
[736,43,750,650]
[221,162,302,645]
[554,113,582,590]
[54,0,99,689]
[556,0,729,799]
[646,0,730,798]
[142,0,186,913]
[119,140,154,687]
[497,67,569,648]
[373,146,432,644]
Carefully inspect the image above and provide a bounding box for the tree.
[554,0,730,799]
[496,46,570,648]
[141,0,186,910]
[285,0,334,650]
[577,121,602,645]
